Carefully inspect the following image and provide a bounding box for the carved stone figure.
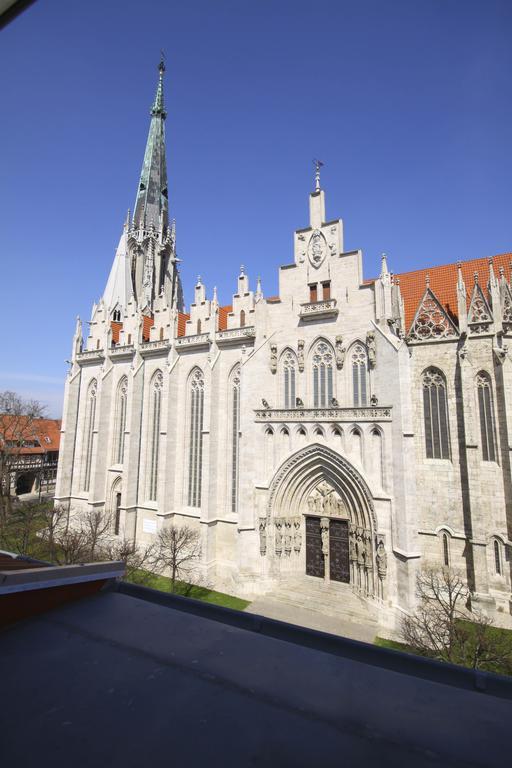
[307,496,316,514]
[270,344,278,374]
[259,518,267,556]
[275,520,283,555]
[366,331,376,368]
[308,229,326,267]
[320,518,329,556]
[370,394,378,407]
[376,540,388,599]
[493,345,508,365]
[335,497,346,517]
[293,520,302,554]
[297,339,305,372]
[335,335,345,369]
[284,520,292,556]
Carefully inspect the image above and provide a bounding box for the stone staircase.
[246,576,382,642]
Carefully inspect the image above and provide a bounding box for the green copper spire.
[133,58,169,231]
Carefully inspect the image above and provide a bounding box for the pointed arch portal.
[265,444,377,594]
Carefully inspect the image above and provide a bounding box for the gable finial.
[474,271,479,284]
[313,158,324,192]
[426,273,430,288]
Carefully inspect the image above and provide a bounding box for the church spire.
[133,58,169,231]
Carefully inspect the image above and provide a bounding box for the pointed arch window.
[112,377,128,465]
[147,371,163,501]
[422,368,451,459]
[82,379,97,492]
[476,371,497,462]
[188,369,205,507]
[494,539,502,575]
[230,367,241,514]
[351,344,368,406]
[240,310,246,328]
[282,350,297,408]
[442,532,450,566]
[312,341,334,407]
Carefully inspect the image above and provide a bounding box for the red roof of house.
[111,321,122,344]
[142,315,154,342]
[0,417,61,454]
[395,252,512,330]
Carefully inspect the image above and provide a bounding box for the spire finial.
[240,264,245,276]
[313,159,324,192]
[151,54,167,118]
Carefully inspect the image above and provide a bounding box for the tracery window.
[312,341,334,407]
[351,344,368,406]
[147,371,163,501]
[422,368,451,459]
[188,368,205,507]
[82,379,97,492]
[112,376,128,465]
[230,367,241,514]
[282,350,297,408]
[476,372,497,462]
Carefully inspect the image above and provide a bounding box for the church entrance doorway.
[329,519,350,583]
[305,516,324,578]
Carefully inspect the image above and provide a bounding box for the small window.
[197,319,202,335]
[494,539,502,575]
[159,327,164,340]
[240,310,246,327]
[442,533,450,566]
[128,333,132,344]
[309,284,318,303]
[322,281,331,300]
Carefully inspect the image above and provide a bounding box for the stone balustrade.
[299,299,338,319]
[109,344,135,358]
[76,349,104,363]
[255,406,392,422]
[216,326,256,344]
[139,340,170,356]
[175,332,211,348]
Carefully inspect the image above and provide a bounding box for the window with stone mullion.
[422,369,451,460]
[477,373,497,462]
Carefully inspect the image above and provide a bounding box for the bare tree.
[0,391,46,527]
[401,565,512,672]
[52,526,91,565]
[40,503,68,562]
[103,538,158,582]
[0,500,48,558]
[151,524,201,592]
[79,508,113,561]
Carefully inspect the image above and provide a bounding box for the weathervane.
[159,50,166,73]
[313,159,324,192]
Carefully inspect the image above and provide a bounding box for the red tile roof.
[0,417,61,453]
[142,315,154,342]
[177,312,189,337]
[218,305,232,331]
[395,252,512,330]
[111,321,122,344]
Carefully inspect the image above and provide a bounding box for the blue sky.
[1,0,511,417]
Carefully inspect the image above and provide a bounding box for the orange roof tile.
[218,305,232,331]
[0,417,61,453]
[142,315,154,342]
[177,312,189,337]
[396,252,512,330]
[111,321,122,344]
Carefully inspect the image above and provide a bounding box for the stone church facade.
[56,63,512,630]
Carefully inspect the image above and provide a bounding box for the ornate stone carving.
[308,229,327,268]
[259,518,267,556]
[376,538,388,600]
[297,339,305,372]
[320,517,329,556]
[366,331,376,369]
[408,288,458,342]
[284,520,292,556]
[468,277,493,334]
[270,344,278,374]
[274,518,283,556]
[335,335,345,369]
[293,519,302,554]
[306,482,348,519]
[493,345,509,365]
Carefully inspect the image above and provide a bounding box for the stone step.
[262,579,380,624]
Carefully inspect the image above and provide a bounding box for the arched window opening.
[112,377,128,465]
[114,491,121,535]
[188,369,205,507]
[422,368,451,459]
[351,428,363,464]
[314,427,323,437]
[494,539,502,575]
[371,428,384,486]
[82,380,97,492]
[240,310,246,327]
[476,372,497,462]
[351,344,368,406]
[312,341,334,407]
[442,533,450,567]
[282,350,297,408]
[147,371,163,501]
[230,368,241,514]
[197,319,202,335]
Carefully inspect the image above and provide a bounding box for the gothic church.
[56,62,512,630]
